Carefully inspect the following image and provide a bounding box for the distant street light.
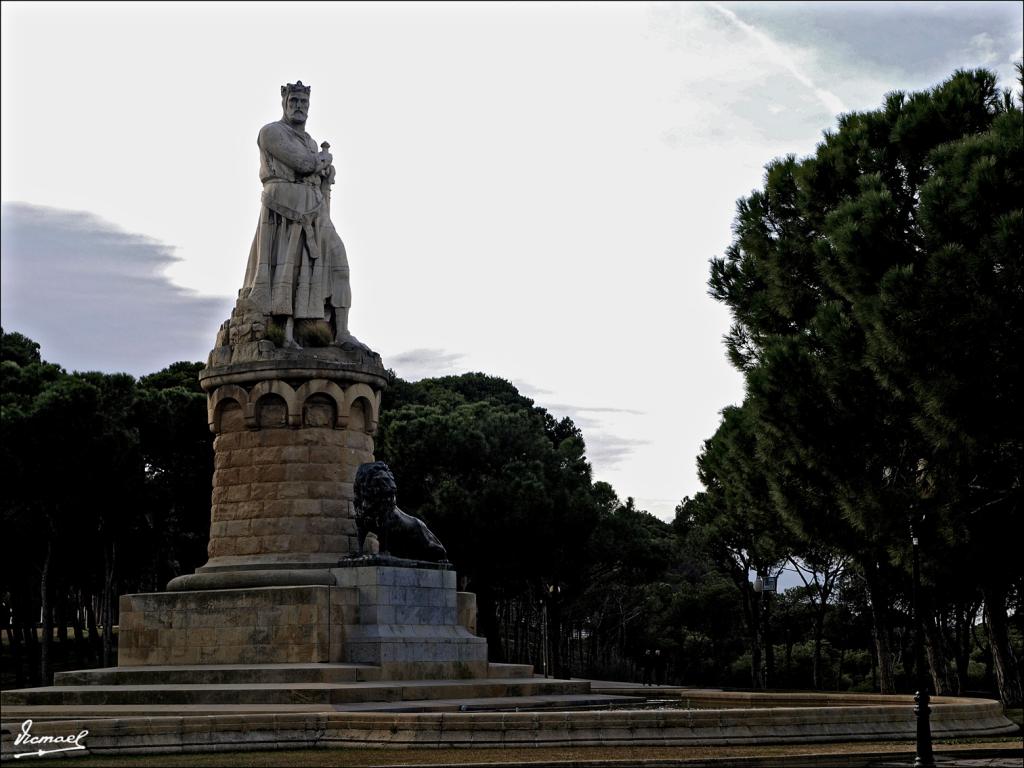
[542,583,560,679]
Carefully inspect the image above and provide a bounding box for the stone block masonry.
[117,586,357,666]
[198,369,384,573]
[331,564,488,680]
[118,566,483,672]
[206,426,365,565]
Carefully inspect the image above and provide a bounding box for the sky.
[2,1,1021,522]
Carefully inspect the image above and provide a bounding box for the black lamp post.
[541,593,549,679]
[910,518,935,768]
[752,572,777,690]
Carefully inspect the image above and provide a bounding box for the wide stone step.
[366,692,641,713]
[1,677,590,707]
[484,663,534,678]
[53,662,526,687]
[54,663,382,687]
[0,692,642,720]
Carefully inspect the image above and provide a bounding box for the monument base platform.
[118,562,486,679]
[118,585,352,666]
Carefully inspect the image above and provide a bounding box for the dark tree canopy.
[138,361,205,394]
[705,67,1023,704]
[0,328,42,368]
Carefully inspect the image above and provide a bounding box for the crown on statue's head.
[282,81,311,97]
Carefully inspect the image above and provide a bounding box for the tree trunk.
[71,590,86,664]
[812,603,826,690]
[952,601,976,696]
[736,576,762,689]
[982,584,1023,707]
[7,622,25,687]
[922,604,954,696]
[509,599,518,663]
[836,646,845,690]
[4,585,27,687]
[749,605,762,688]
[85,594,100,664]
[972,622,995,692]
[548,594,563,679]
[22,613,40,686]
[784,629,794,682]
[56,583,69,647]
[763,593,774,689]
[101,542,117,668]
[864,565,896,694]
[40,539,53,685]
[870,638,878,691]
[477,587,505,664]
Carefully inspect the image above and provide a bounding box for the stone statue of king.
[240,80,355,348]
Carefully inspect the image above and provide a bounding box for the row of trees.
[1,329,211,686]
[378,371,1017,698]
[1,65,1019,707]
[695,66,1022,706]
[1,330,1016,700]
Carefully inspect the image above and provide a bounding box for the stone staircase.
[1,662,640,716]
[52,662,386,687]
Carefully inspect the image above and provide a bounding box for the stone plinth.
[332,561,489,680]
[118,564,484,675]
[117,586,356,666]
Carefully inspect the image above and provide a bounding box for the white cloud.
[2,1,1019,519]
[708,2,847,116]
[0,203,231,376]
[968,32,999,66]
[386,348,467,381]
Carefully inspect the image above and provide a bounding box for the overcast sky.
[2,1,1021,521]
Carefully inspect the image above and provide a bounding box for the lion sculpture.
[352,461,447,562]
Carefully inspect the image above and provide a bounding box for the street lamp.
[910,518,935,768]
[540,581,557,679]
[540,593,549,679]
[752,572,777,689]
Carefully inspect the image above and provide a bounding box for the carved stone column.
[167,312,388,591]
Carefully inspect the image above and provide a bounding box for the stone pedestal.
[117,564,485,678]
[117,327,489,678]
[117,586,355,665]
[332,561,489,680]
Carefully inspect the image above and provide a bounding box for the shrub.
[296,319,333,347]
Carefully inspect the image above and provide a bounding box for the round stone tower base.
[186,351,388,584]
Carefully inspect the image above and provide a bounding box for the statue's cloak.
[241,120,351,319]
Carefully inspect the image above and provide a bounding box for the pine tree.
[707,67,1022,703]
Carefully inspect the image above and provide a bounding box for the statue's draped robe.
[241,120,351,320]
